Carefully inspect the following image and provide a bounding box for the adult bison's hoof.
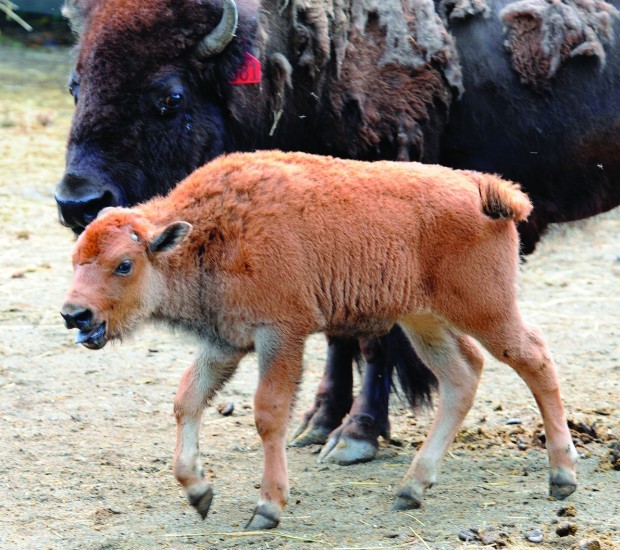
[391,487,423,511]
[245,502,280,530]
[187,485,214,519]
[550,469,577,500]
[289,425,330,447]
[317,414,383,465]
[318,435,377,465]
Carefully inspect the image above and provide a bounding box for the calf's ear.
[149,222,192,254]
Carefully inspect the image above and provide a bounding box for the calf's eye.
[114,260,133,276]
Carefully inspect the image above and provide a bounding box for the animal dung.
[555,521,578,537]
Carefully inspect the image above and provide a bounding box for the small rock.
[525,528,543,543]
[579,540,601,550]
[557,503,577,517]
[506,418,522,425]
[458,529,478,542]
[216,402,234,416]
[609,441,620,470]
[480,532,507,547]
[555,521,578,537]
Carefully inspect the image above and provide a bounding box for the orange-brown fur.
[62,151,577,527]
[104,152,530,342]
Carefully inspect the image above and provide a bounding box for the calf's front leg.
[247,329,304,530]
[173,343,244,519]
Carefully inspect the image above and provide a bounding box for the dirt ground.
[0,43,618,550]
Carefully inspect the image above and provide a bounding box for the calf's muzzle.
[61,304,93,330]
[60,303,108,350]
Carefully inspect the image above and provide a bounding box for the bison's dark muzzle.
[56,173,126,234]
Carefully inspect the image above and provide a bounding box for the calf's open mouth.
[76,323,108,350]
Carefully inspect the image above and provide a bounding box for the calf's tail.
[473,172,533,222]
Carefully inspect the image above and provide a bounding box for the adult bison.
[56,0,620,465]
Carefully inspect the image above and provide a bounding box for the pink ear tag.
[230,52,262,85]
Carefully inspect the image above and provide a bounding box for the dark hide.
[439,0,620,252]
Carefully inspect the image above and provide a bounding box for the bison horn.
[196,0,239,58]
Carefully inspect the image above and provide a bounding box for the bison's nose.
[55,173,124,233]
[61,304,94,331]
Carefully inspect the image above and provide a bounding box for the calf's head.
[61,209,191,349]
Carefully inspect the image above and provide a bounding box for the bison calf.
[60,151,578,528]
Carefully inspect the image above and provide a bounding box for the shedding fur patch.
[275,0,464,161]
[500,0,620,91]
[437,0,492,22]
[290,0,463,92]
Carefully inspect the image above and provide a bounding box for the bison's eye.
[68,77,80,105]
[114,260,133,276]
[159,93,184,116]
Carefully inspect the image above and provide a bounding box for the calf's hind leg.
[173,343,244,520]
[475,318,578,498]
[394,315,484,510]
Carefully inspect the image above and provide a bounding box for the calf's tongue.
[76,323,107,350]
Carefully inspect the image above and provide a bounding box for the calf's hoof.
[391,487,423,511]
[245,502,280,530]
[550,469,577,500]
[187,485,214,520]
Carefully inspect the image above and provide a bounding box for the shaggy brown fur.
[259,0,463,160]
[500,0,620,91]
[62,151,578,528]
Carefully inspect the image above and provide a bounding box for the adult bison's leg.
[394,316,484,509]
[246,329,305,530]
[289,336,357,446]
[292,329,436,465]
[317,336,391,464]
[173,344,244,520]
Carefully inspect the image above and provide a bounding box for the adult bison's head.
[56,0,255,233]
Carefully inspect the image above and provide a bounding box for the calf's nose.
[60,305,94,330]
